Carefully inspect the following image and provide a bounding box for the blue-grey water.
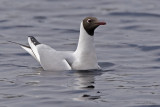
[0,0,160,107]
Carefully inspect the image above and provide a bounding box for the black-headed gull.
[10,17,106,71]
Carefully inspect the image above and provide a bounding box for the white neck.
[73,22,99,70]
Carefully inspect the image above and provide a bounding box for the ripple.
[120,19,136,23]
[99,62,115,71]
[1,93,25,99]
[101,7,117,11]
[14,52,30,56]
[4,95,24,99]
[33,16,47,20]
[109,12,160,18]
[61,29,79,33]
[99,62,115,68]
[0,25,34,30]
[15,25,34,28]
[125,43,160,52]
[33,16,47,23]
[132,105,160,107]
[120,25,141,30]
[0,64,29,68]
[51,28,79,33]
[139,46,160,52]
[0,20,9,23]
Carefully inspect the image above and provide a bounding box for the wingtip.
[28,36,40,46]
[28,36,33,38]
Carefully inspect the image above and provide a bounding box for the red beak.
[95,21,106,25]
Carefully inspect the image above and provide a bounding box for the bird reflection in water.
[73,70,101,89]
[72,70,102,101]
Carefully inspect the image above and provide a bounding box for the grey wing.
[36,44,71,71]
[9,37,71,71]
[28,36,71,71]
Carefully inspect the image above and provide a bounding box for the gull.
[9,17,106,71]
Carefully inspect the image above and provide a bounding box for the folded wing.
[28,36,71,71]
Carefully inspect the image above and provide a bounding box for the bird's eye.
[87,19,92,23]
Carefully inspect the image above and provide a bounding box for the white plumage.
[12,17,106,71]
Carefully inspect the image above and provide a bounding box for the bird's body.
[12,17,106,71]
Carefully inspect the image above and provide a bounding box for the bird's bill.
[95,21,106,25]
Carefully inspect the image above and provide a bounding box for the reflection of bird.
[10,17,106,71]
[73,70,102,89]
[72,70,102,101]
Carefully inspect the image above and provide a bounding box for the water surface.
[0,0,160,107]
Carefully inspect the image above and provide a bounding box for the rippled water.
[0,0,160,107]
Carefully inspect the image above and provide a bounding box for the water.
[0,0,160,107]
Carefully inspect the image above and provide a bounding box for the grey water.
[0,0,160,107]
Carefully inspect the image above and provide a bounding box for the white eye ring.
[87,19,91,23]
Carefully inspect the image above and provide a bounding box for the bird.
[9,17,106,71]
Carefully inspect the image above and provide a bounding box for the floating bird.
[9,17,106,71]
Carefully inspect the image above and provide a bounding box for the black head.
[83,17,106,36]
